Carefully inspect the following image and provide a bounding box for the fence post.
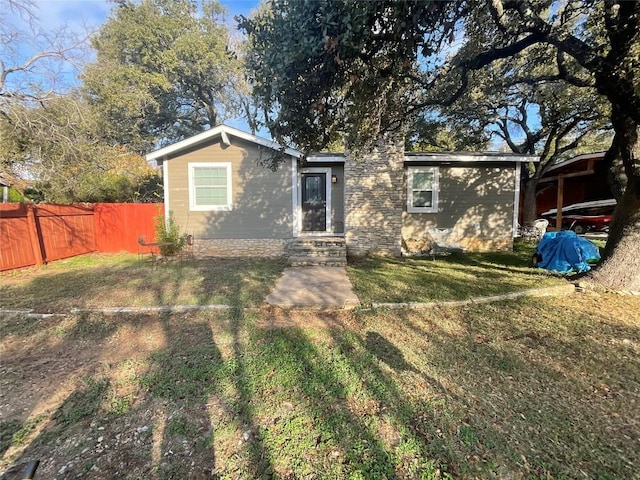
[26,205,44,266]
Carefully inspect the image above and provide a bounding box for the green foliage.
[241,0,458,153]
[154,212,186,256]
[83,0,247,151]
[422,48,612,161]
[6,186,24,202]
[0,94,163,203]
[22,187,45,203]
[406,115,489,152]
[243,1,636,155]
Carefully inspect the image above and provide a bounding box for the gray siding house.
[145,125,535,257]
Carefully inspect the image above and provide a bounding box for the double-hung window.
[188,162,232,211]
[407,166,439,213]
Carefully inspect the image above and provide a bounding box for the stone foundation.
[193,238,288,257]
[401,236,513,254]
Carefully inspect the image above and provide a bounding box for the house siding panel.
[402,165,516,252]
[165,138,293,240]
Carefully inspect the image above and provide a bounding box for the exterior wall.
[402,164,516,253]
[165,138,293,241]
[344,135,405,256]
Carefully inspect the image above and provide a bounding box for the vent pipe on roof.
[220,131,231,147]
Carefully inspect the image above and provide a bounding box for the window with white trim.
[407,166,439,213]
[188,162,232,211]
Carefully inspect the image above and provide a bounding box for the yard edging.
[369,283,575,310]
[0,284,575,318]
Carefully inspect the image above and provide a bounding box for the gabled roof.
[145,124,539,164]
[145,124,302,162]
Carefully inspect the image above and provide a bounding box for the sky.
[22,0,258,32]
[3,0,261,133]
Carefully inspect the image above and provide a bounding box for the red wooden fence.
[0,203,163,272]
[35,204,96,263]
[95,203,163,253]
[0,204,38,270]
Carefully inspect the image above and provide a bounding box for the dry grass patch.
[0,253,287,312]
[1,291,638,479]
[347,243,568,305]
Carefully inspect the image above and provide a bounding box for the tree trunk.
[587,110,640,291]
[521,177,540,226]
[588,175,640,291]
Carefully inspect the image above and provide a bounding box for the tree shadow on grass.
[0,255,282,478]
[139,312,220,479]
[349,254,561,304]
[360,298,640,478]
[0,310,160,479]
[0,257,285,313]
[241,314,460,478]
[0,374,112,480]
[364,331,419,373]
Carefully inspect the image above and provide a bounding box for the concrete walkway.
[266,266,360,309]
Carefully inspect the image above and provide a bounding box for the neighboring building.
[145,125,536,257]
[0,177,9,203]
[536,151,611,217]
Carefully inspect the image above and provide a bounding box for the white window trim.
[407,166,439,214]
[513,162,521,237]
[188,162,233,212]
[291,157,299,237]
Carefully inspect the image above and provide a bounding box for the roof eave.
[404,153,538,163]
[145,124,302,163]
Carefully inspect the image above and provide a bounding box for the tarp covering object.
[533,231,601,274]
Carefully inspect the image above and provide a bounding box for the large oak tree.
[84,0,246,152]
[422,54,611,225]
[243,0,639,291]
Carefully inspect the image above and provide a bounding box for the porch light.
[331,174,338,184]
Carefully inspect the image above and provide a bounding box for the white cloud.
[33,0,110,33]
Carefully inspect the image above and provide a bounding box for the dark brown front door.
[301,173,326,231]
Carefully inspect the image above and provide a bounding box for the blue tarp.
[533,231,601,275]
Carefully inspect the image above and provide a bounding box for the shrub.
[154,212,186,256]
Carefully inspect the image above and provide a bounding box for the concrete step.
[289,256,347,267]
[289,238,346,249]
[287,246,346,257]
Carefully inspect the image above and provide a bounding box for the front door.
[301,172,327,231]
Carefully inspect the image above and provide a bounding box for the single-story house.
[145,124,536,257]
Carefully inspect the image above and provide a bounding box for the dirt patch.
[1,293,638,479]
[0,312,168,479]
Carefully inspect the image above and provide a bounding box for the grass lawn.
[2,243,568,313]
[1,291,639,479]
[0,253,287,312]
[347,243,568,305]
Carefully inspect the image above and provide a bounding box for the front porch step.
[287,246,346,257]
[289,256,347,267]
[290,238,346,248]
[286,237,347,266]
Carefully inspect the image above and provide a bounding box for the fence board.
[0,203,164,272]
[0,204,36,271]
[35,204,96,262]
[95,203,162,253]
